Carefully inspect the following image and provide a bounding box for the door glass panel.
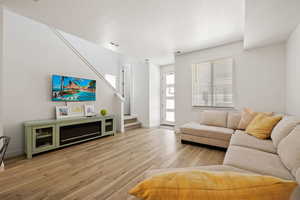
[161,69,175,125]
[35,127,54,148]
[166,99,175,109]
[166,87,174,97]
[166,112,175,122]
[166,73,174,85]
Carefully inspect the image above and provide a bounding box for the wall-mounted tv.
[52,75,96,101]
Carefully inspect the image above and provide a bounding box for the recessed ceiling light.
[110,42,119,47]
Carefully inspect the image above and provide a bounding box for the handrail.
[49,27,125,102]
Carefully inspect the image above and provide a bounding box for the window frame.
[192,57,235,109]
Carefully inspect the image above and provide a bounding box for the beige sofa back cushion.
[201,110,228,128]
[227,112,241,129]
[278,125,300,176]
[271,116,300,147]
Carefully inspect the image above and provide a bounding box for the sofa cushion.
[245,114,282,139]
[230,130,277,154]
[271,116,300,147]
[180,134,230,148]
[227,112,241,129]
[224,146,294,180]
[130,170,297,200]
[180,122,233,141]
[237,108,257,130]
[201,110,228,128]
[237,108,273,130]
[278,125,300,177]
[144,165,256,179]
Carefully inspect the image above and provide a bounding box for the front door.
[161,70,175,125]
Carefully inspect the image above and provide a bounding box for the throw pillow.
[237,108,257,130]
[129,170,297,200]
[246,114,282,139]
[227,112,242,129]
[237,108,273,130]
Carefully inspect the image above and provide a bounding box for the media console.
[24,115,116,159]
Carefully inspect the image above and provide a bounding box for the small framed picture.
[84,104,96,117]
[68,104,84,118]
[56,106,69,119]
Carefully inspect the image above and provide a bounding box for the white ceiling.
[244,0,300,49]
[2,0,244,65]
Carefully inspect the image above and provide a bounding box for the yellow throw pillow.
[237,108,273,130]
[129,170,297,200]
[246,114,282,139]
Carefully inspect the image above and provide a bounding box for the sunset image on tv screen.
[52,75,96,101]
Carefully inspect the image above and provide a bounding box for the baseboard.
[6,149,24,158]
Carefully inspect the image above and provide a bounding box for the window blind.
[192,58,234,107]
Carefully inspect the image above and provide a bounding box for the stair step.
[124,118,138,124]
[124,115,137,120]
[125,122,142,131]
[124,121,141,127]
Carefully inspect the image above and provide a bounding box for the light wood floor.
[0,128,225,200]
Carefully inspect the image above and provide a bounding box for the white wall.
[130,60,160,128]
[131,60,150,127]
[161,64,174,71]
[2,10,122,157]
[286,24,300,115]
[149,63,160,127]
[175,42,286,127]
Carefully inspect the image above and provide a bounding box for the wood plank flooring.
[0,128,226,200]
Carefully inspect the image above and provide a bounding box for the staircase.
[124,115,142,131]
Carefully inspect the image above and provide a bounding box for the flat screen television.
[52,75,96,101]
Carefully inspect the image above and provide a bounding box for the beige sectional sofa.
[144,112,300,199]
[180,110,241,148]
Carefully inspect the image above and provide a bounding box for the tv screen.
[52,75,96,101]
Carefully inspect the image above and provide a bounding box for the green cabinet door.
[102,117,116,136]
[32,125,56,154]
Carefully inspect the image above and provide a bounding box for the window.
[192,58,234,108]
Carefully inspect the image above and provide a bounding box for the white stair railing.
[50,26,125,132]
